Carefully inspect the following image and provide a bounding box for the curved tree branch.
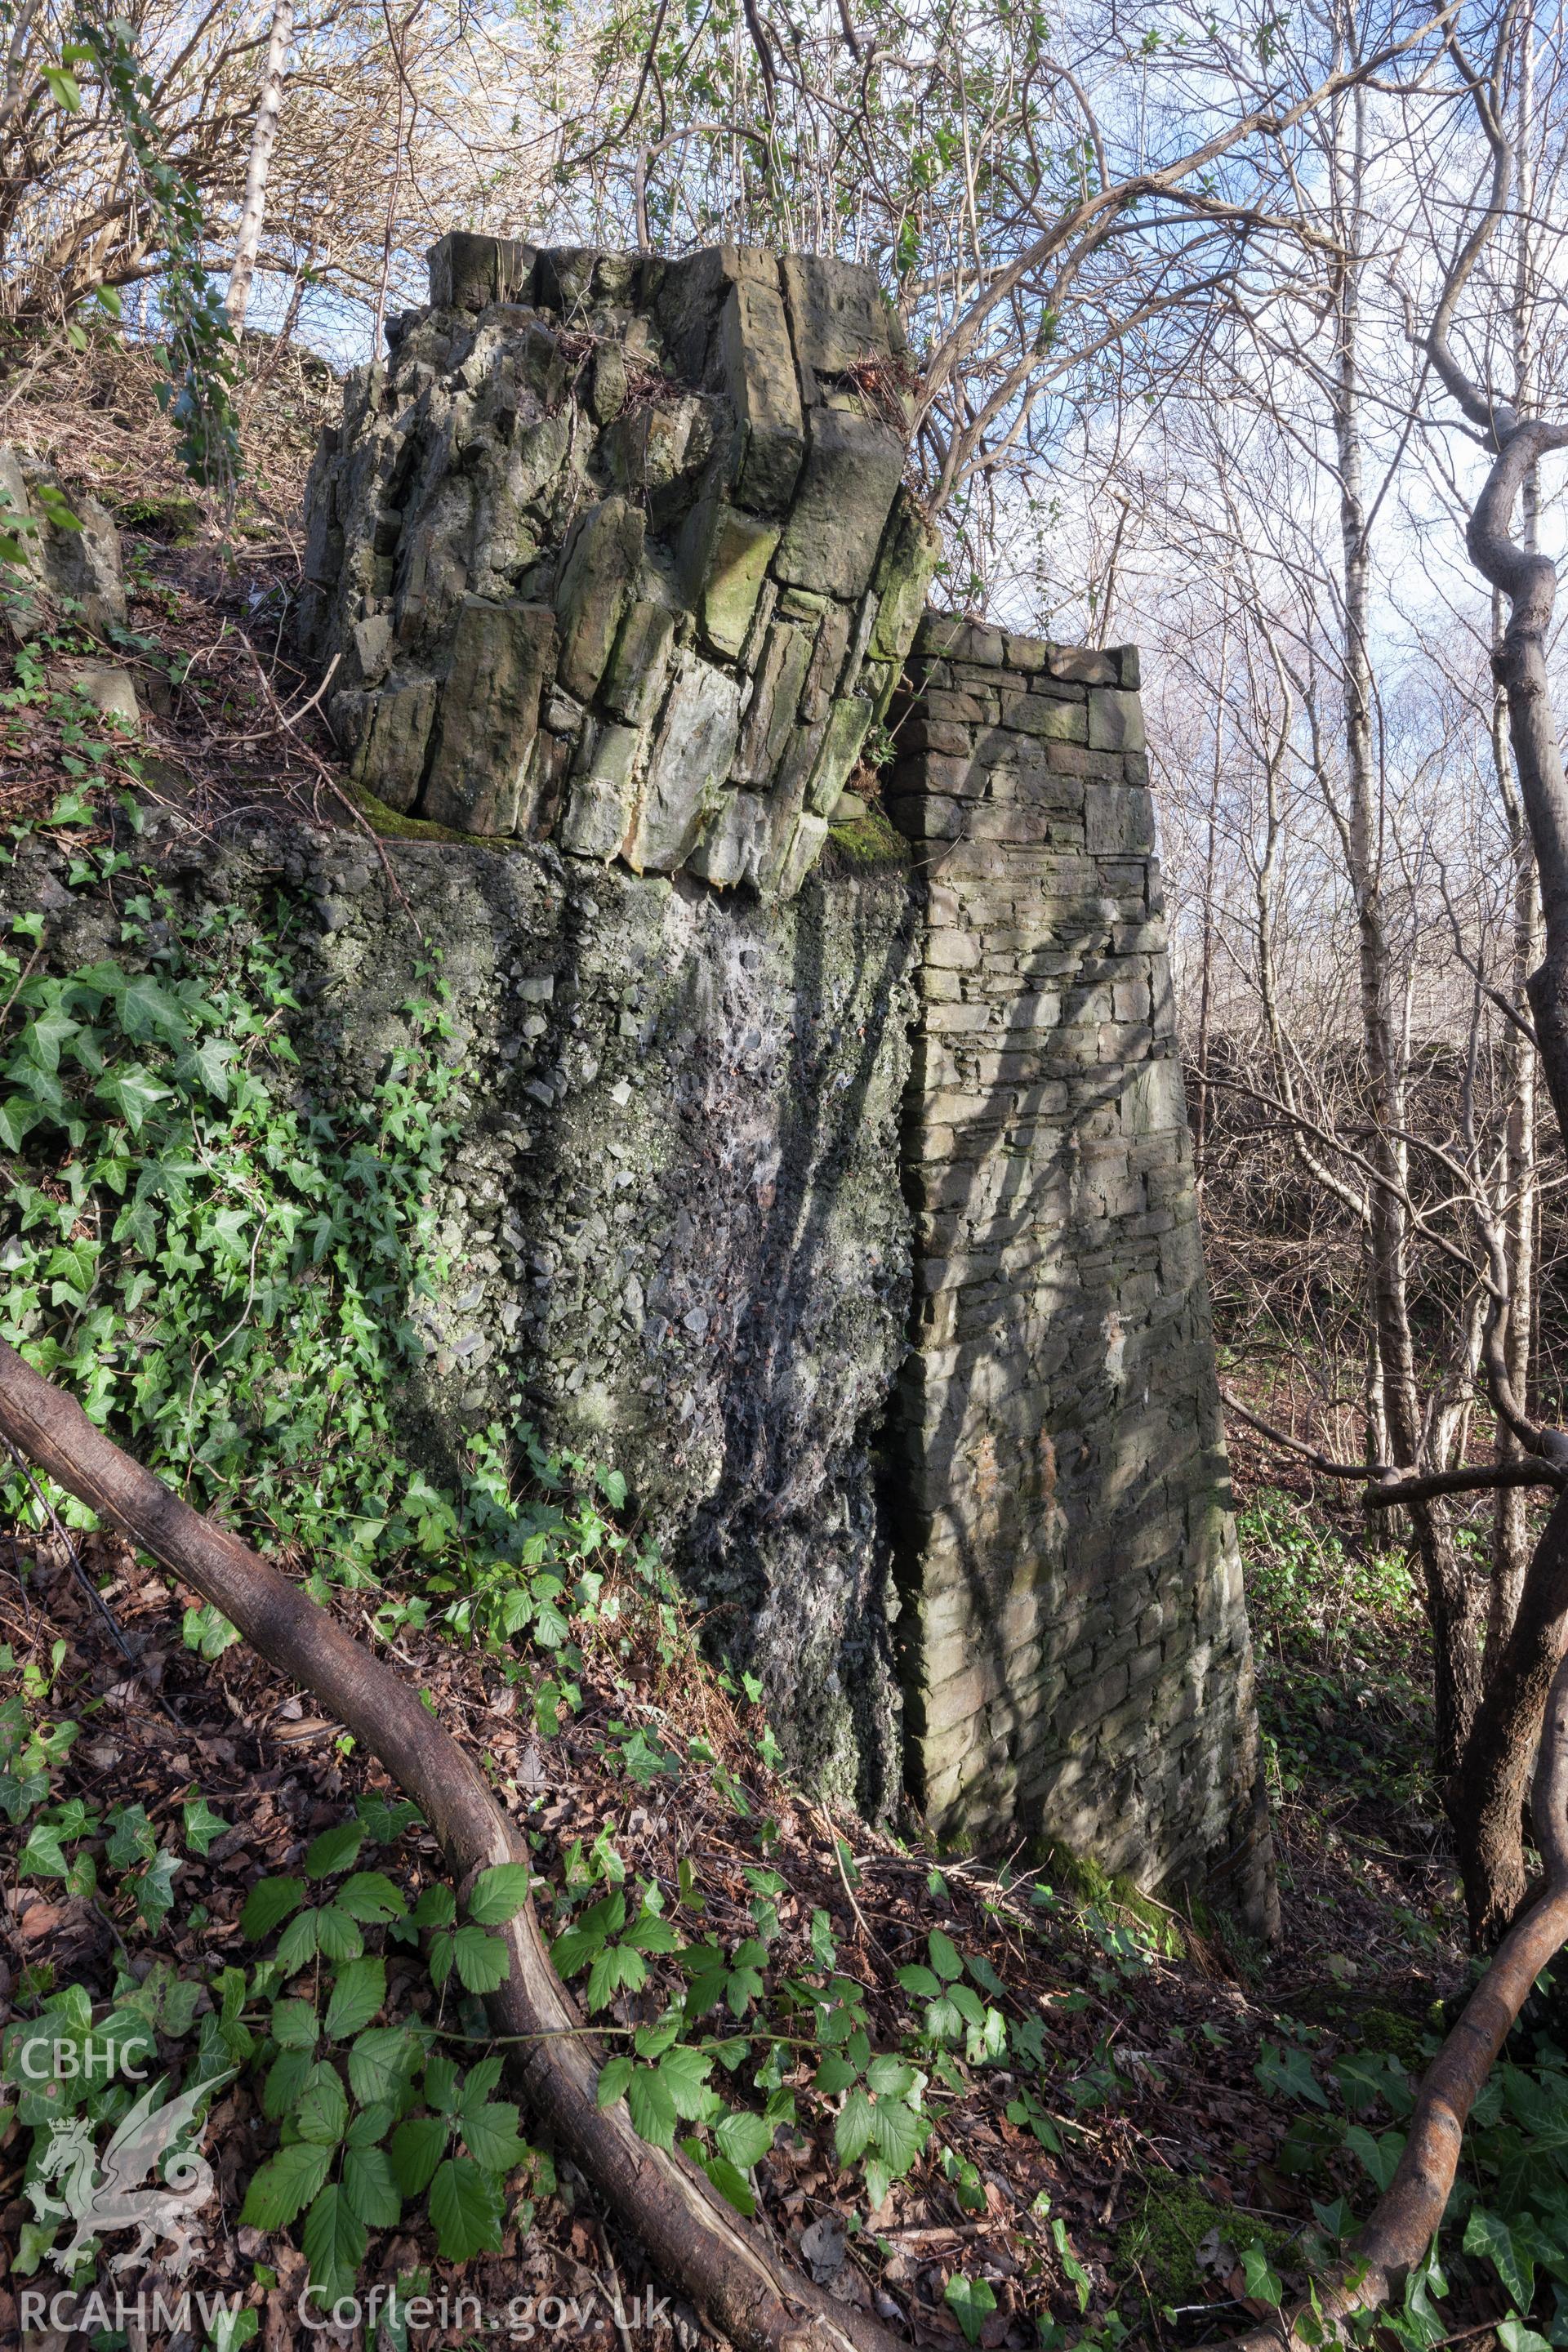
[1212,1644,1568,2352]
[0,1339,906,2352]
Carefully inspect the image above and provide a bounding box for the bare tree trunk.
[225,0,295,332]
[1329,61,1482,1766]
[1193,673,1224,1193]
[1459,1488,1568,1940]
[1492,630,1544,1657]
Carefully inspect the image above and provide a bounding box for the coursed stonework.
[889,618,1276,1929]
[286,232,1273,1922]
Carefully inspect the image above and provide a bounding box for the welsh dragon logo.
[27,2071,233,2278]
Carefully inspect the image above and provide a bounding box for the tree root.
[0,1339,910,2352]
[1215,1646,1568,2352]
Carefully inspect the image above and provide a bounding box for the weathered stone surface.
[0,445,127,639]
[684,496,781,659]
[888,622,1277,1933]
[600,599,675,726]
[555,497,645,703]
[561,721,643,858]
[805,697,873,816]
[6,811,919,1815]
[687,788,771,888]
[734,620,813,786]
[627,653,743,871]
[422,598,556,834]
[303,236,927,896]
[774,408,908,601]
[56,662,139,726]
[717,274,806,512]
[350,679,439,813]
[782,253,902,393]
[869,497,942,670]
[427,230,536,310]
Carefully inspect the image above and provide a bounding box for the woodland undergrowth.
[2,357,1568,2352]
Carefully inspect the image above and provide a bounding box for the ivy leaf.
[1240,2243,1283,2308]
[240,2140,332,2230]
[131,1851,180,1929]
[467,1864,531,1924]
[429,2157,504,2261]
[1345,2123,1405,2191]
[182,1605,239,1660]
[342,2145,402,2229]
[325,1957,386,2042]
[897,1964,941,1998]
[181,1795,230,1855]
[390,2114,448,2195]
[1256,2039,1327,2109]
[96,1064,172,1134]
[19,1822,66,1878]
[945,2275,998,2345]
[1464,2207,1535,2310]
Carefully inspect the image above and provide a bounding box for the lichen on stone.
[299,235,938,902]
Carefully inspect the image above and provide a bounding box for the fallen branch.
[1364,1461,1566,1505]
[1219,1388,1567,1505]
[0,1339,906,2352]
[1213,1642,1568,2352]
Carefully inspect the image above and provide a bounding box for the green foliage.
[0,884,460,1580]
[235,1809,536,2301]
[72,22,240,489]
[1241,1488,1434,1811]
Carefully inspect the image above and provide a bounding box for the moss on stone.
[822,807,909,873]
[348,780,483,844]
[1117,2176,1297,2310]
[115,492,204,544]
[1354,2004,1429,2067]
[1034,1842,1187,1958]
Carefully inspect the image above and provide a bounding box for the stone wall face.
[47,816,917,1819]
[299,235,937,901]
[888,618,1276,1927]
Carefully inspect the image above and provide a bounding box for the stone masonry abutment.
[271,229,1275,1927]
[889,620,1275,1927]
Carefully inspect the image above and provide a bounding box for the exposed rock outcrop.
[0,446,127,639]
[298,235,938,899]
